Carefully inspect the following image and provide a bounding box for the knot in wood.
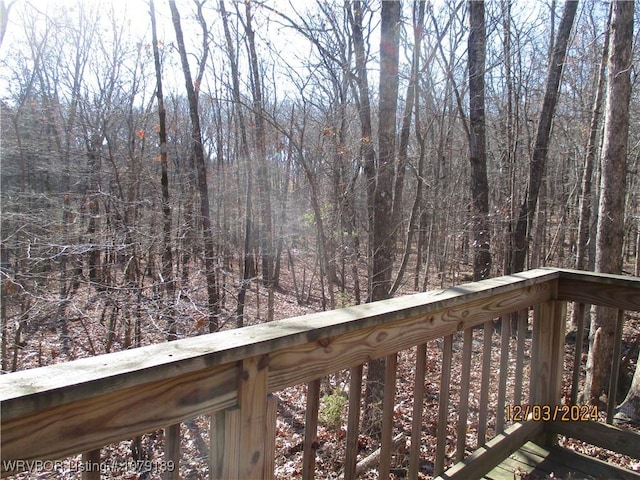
[376,331,388,342]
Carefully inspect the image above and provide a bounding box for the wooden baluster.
[513,309,528,405]
[435,334,453,476]
[496,316,510,433]
[529,305,541,407]
[477,321,492,447]
[302,379,321,480]
[570,302,587,404]
[607,309,624,423]
[379,353,398,478]
[409,343,427,479]
[164,424,180,480]
[210,407,240,480]
[81,449,100,480]
[344,365,363,480]
[456,327,473,462]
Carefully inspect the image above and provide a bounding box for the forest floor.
[3,259,640,479]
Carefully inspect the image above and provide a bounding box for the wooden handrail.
[2,268,639,478]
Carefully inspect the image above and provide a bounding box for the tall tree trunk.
[391,0,426,295]
[363,0,401,437]
[468,0,491,280]
[150,0,175,340]
[575,8,611,273]
[584,0,634,407]
[169,0,219,332]
[219,0,253,328]
[244,0,275,322]
[370,0,400,303]
[569,7,611,333]
[511,0,578,273]
[347,1,376,290]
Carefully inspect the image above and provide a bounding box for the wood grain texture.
[2,362,238,463]
[267,280,554,393]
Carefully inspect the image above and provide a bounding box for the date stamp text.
[505,404,598,422]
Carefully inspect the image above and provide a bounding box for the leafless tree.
[584,0,634,407]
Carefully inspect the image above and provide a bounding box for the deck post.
[530,295,566,445]
[238,355,270,479]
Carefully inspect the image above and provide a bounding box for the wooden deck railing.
[2,268,639,479]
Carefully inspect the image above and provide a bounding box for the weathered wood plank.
[1,362,238,464]
[548,419,640,459]
[435,421,544,480]
[555,268,640,310]
[267,280,554,393]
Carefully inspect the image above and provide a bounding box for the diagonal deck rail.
[2,268,639,479]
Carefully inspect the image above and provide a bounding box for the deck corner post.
[531,294,567,445]
[237,355,270,480]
